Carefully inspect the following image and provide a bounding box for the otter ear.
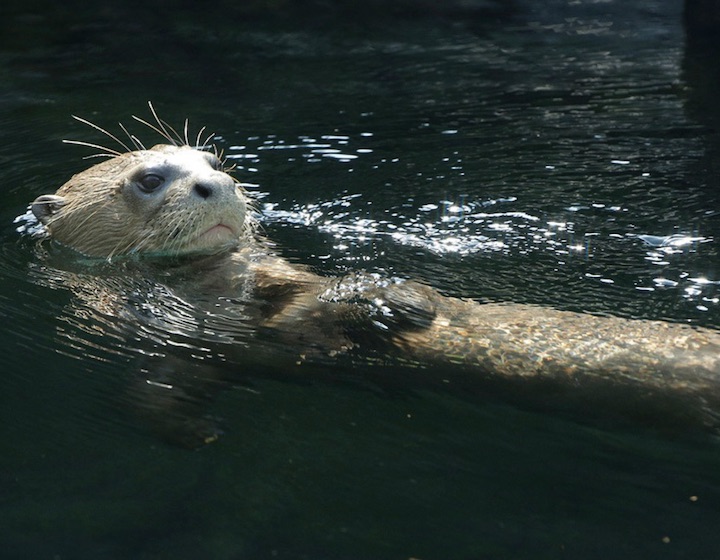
[31,194,67,224]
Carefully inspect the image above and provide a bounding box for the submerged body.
[28,126,720,441]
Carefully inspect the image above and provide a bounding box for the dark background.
[2,1,720,558]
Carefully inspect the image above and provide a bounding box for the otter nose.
[192,171,236,200]
[193,182,213,199]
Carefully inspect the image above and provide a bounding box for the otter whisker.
[195,126,208,149]
[130,135,146,150]
[132,115,177,147]
[200,132,216,150]
[158,118,186,147]
[118,122,146,151]
[148,101,176,145]
[110,226,150,259]
[215,147,236,174]
[170,225,182,239]
[144,101,187,147]
[81,153,120,160]
[183,119,190,147]
[126,233,152,256]
[62,206,105,242]
[71,115,132,153]
[148,210,183,254]
[63,139,123,157]
[165,231,183,254]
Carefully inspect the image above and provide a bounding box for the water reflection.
[4,2,720,557]
[225,122,720,324]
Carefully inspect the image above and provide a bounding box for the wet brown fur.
[27,108,720,440]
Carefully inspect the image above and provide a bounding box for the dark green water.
[3,1,720,558]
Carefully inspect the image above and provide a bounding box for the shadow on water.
[3,1,720,559]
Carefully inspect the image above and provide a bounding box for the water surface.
[2,1,720,558]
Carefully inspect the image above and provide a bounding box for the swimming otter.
[27,110,720,443]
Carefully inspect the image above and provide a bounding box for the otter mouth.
[185,222,241,252]
[203,223,236,236]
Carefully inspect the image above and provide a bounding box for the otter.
[26,109,720,443]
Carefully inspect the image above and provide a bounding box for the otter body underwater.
[26,112,720,442]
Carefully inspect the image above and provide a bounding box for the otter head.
[31,144,248,258]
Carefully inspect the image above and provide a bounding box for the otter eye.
[138,173,164,193]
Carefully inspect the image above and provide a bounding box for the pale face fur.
[32,144,248,258]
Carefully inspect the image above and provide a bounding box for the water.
[2,1,720,558]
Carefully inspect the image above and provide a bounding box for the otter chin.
[181,222,241,256]
[31,144,248,258]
